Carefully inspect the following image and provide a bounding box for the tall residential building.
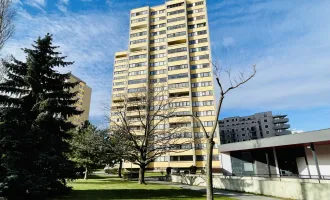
[69,74,92,126]
[110,0,220,171]
[219,111,291,144]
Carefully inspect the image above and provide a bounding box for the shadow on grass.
[58,189,207,200]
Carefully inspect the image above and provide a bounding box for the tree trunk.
[138,165,146,184]
[118,160,123,178]
[84,167,88,180]
[206,138,215,200]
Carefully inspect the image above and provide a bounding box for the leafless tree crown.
[0,0,15,51]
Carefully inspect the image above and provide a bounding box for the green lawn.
[55,175,234,200]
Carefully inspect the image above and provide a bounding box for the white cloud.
[25,0,46,11]
[222,37,235,47]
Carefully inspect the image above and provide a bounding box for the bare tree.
[108,86,193,184]
[0,0,15,51]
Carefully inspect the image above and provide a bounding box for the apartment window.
[154,156,169,162]
[192,90,213,97]
[168,82,189,89]
[167,16,185,23]
[241,128,244,131]
[129,54,147,60]
[189,38,208,45]
[167,31,186,38]
[150,9,165,16]
[187,8,204,14]
[131,10,147,17]
[266,131,270,134]
[190,46,208,53]
[187,1,204,7]
[171,132,192,138]
[114,76,126,80]
[130,39,147,45]
[113,87,125,92]
[151,30,166,36]
[150,61,166,67]
[265,125,269,128]
[167,9,185,16]
[188,15,206,22]
[170,155,193,161]
[168,64,188,71]
[151,86,167,92]
[115,65,126,69]
[193,110,215,117]
[195,143,206,149]
[167,23,186,31]
[113,82,125,86]
[190,63,210,69]
[168,73,188,79]
[169,101,190,107]
[150,45,166,51]
[196,155,206,161]
[129,62,147,68]
[150,69,167,75]
[154,95,168,101]
[168,55,187,62]
[191,72,210,78]
[115,59,127,64]
[150,16,166,22]
[155,124,169,130]
[190,54,209,61]
[167,2,184,9]
[150,37,166,44]
[130,31,147,38]
[150,53,166,59]
[150,77,167,84]
[128,78,146,85]
[128,87,146,93]
[264,119,268,122]
[114,70,127,75]
[188,30,207,37]
[173,111,191,116]
[128,70,146,76]
[192,100,214,107]
[168,47,187,54]
[170,123,190,129]
[191,81,212,87]
[131,17,147,24]
[150,23,166,29]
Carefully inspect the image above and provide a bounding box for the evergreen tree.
[0,34,81,199]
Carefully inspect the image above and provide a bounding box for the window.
[172,111,191,116]
[190,46,208,53]
[151,30,166,36]
[168,55,187,62]
[130,31,147,38]
[113,87,125,92]
[170,123,191,128]
[196,155,206,161]
[194,121,214,127]
[167,2,184,9]
[154,156,168,162]
[168,82,189,89]
[241,128,244,131]
[168,73,188,79]
[266,131,270,134]
[113,82,125,86]
[167,31,186,38]
[128,87,146,93]
[150,69,166,75]
[168,47,187,54]
[130,39,147,45]
[190,63,210,69]
[131,10,147,17]
[150,16,166,22]
[195,143,206,149]
[129,62,147,68]
[188,23,206,29]
[115,59,127,64]
[150,77,167,84]
[169,101,190,107]
[115,65,126,69]
[154,95,168,101]
[167,9,185,16]
[128,70,146,76]
[190,54,209,61]
[170,155,193,161]
[114,76,126,80]
[151,86,168,92]
[191,72,210,78]
[150,9,165,16]
[150,45,166,51]
[265,125,269,128]
[128,78,146,85]
[192,100,213,107]
[188,15,206,22]
[150,37,166,44]
[150,23,166,29]
[187,8,204,14]
[189,38,208,45]
[188,30,207,37]
[114,70,127,75]
[150,53,166,59]
[167,23,186,31]
[264,119,268,122]
[131,17,147,24]
[191,81,212,88]
[187,1,204,7]
[192,90,213,97]
[129,54,146,60]
[167,16,185,23]
[150,61,166,67]
[193,110,215,117]
[168,64,188,71]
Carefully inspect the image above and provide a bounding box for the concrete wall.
[171,174,330,200]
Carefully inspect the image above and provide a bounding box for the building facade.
[69,74,92,126]
[110,0,220,171]
[219,111,291,144]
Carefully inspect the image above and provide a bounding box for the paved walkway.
[147,179,281,200]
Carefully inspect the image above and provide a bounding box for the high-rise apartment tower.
[110,0,219,171]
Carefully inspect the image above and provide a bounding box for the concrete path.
[147,179,281,200]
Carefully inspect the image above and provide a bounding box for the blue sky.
[3,0,330,131]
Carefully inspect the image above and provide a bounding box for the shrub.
[166,167,172,175]
[189,165,197,174]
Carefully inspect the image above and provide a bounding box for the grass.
[55,175,234,200]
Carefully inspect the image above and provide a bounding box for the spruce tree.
[0,34,82,199]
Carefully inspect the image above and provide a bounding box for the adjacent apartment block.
[219,111,291,144]
[69,74,92,126]
[110,0,220,171]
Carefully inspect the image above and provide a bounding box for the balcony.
[273,124,290,130]
[273,117,289,124]
[275,130,292,136]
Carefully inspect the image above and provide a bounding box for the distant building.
[68,74,92,126]
[219,111,291,144]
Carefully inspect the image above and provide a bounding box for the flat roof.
[219,128,330,152]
